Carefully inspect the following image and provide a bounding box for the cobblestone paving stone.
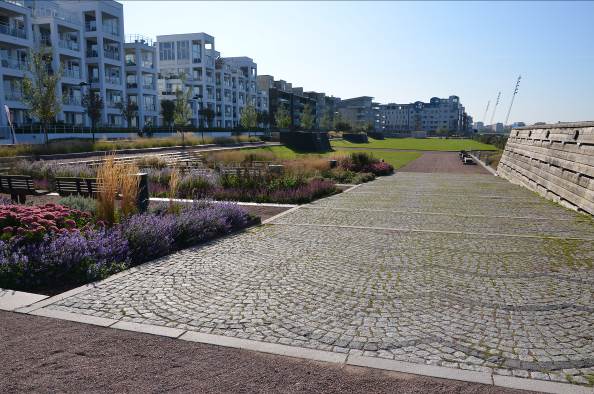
[45,172,594,386]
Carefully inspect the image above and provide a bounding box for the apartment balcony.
[102,24,119,37]
[142,83,154,90]
[62,69,81,79]
[2,0,25,6]
[32,6,81,26]
[86,49,98,58]
[141,61,153,69]
[125,59,136,66]
[1,55,28,71]
[5,91,23,101]
[106,101,121,109]
[59,39,79,51]
[126,82,137,89]
[105,75,121,85]
[103,50,120,61]
[88,76,99,84]
[0,22,26,39]
[62,96,81,106]
[144,105,156,112]
[85,20,96,32]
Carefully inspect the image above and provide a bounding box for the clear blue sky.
[121,1,594,125]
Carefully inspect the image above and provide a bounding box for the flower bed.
[0,200,255,294]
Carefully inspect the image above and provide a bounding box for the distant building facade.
[257,74,320,129]
[336,96,381,130]
[379,96,471,134]
[124,34,158,127]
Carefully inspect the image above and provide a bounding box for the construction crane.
[489,91,501,125]
[504,75,522,125]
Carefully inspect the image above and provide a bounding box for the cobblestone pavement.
[43,172,594,387]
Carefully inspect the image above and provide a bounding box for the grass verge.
[331,137,497,151]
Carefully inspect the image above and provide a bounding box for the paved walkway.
[399,151,490,174]
[31,171,594,389]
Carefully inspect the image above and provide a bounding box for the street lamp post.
[79,82,94,143]
[194,94,204,144]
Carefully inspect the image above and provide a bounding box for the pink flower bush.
[0,203,94,241]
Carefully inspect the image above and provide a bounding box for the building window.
[191,42,201,63]
[159,42,174,61]
[176,41,189,60]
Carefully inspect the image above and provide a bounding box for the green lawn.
[243,146,422,169]
[331,137,497,151]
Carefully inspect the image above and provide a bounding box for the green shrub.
[58,195,97,214]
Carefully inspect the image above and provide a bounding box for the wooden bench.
[55,177,100,197]
[0,174,50,203]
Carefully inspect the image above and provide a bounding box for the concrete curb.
[12,309,592,394]
[28,308,118,327]
[0,289,48,311]
[149,197,297,208]
[347,354,492,384]
[469,153,499,176]
[180,331,346,364]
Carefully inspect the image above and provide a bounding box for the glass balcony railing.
[102,24,119,36]
[85,20,96,32]
[1,55,28,71]
[107,100,121,108]
[59,39,79,51]
[126,82,138,89]
[5,91,23,101]
[62,96,82,106]
[104,50,120,60]
[62,69,81,79]
[0,22,26,39]
[143,83,154,90]
[144,105,156,111]
[86,49,98,58]
[105,75,121,85]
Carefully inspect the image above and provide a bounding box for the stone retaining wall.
[497,122,594,214]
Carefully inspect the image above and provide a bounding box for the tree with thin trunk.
[299,103,315,130]
[257,110,269,128]
[320,110,332,130]
[274,105,291,129]
[240,104,258,130]
[173,83,192,129]
[82,91,103,134]
[198,107,215,128]
[22,47,61,145]
[160,99,175,127]
[117,99,139,128]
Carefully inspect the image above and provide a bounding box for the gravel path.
[398,151,490,174]
[0,311,529,393]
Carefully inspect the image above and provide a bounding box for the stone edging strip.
[301,206,576,221]
[11,308,593,394]
[149,197,298,208]
[0,289,48,311]
[271,222,594,241]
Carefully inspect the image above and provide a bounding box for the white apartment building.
[125,34,158,127]
[0,0,34,130]
[156,33,267,128]
[0,0,126,129]
[380,96,471,133]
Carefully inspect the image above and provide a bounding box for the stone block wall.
[497,122,594,215]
